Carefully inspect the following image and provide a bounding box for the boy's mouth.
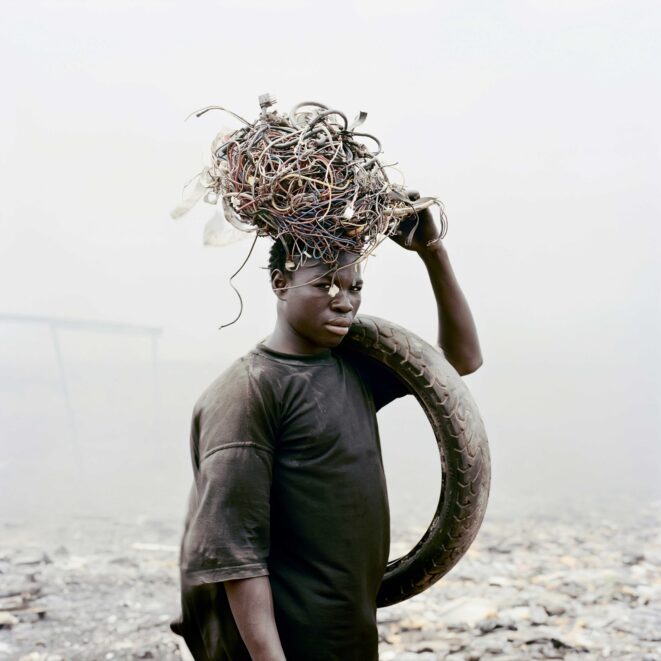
[324,317,352,336]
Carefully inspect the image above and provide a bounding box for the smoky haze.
[1,0,659,536]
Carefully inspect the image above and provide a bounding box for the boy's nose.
[331,290,353,312]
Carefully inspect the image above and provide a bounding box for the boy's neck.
[263,326,330,357]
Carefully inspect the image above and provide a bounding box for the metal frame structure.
[0,314,162,471]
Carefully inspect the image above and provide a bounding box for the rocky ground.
[0,502,659,661]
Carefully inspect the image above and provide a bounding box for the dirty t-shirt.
[175,342,410,661]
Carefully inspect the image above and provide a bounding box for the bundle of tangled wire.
[193,95,445,269]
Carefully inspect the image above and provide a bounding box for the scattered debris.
[0,612,19,629]
[0,503,659,659]
[376,502,661,660]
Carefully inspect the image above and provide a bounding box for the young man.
[172,200,482,660]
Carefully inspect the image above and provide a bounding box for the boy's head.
[268,240,364,352]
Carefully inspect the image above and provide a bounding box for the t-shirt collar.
[255,341,334,364]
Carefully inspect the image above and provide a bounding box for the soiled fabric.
[172,342,410,660]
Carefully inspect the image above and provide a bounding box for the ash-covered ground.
[1,502,659,661]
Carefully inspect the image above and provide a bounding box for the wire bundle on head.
[193,95,443,269]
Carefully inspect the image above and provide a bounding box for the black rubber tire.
[336,314,491,608]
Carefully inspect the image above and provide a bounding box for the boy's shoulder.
[193,343,288,415]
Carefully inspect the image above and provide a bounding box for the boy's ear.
[271,269,289,300]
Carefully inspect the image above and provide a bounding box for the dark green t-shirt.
[175,342,410,661]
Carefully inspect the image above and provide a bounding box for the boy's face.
[273,252,364,351]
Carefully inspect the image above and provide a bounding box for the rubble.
[0,502,659,659]
[377,501,661,660]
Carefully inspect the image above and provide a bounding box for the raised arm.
[390,192,483,376]
[225,576,286,661]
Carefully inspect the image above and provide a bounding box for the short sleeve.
[180,358,280,585]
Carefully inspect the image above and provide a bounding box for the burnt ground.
[1,503,659,660]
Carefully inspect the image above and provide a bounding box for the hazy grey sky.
[1,0,659,520]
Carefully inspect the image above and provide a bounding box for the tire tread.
[339,314,491,607]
